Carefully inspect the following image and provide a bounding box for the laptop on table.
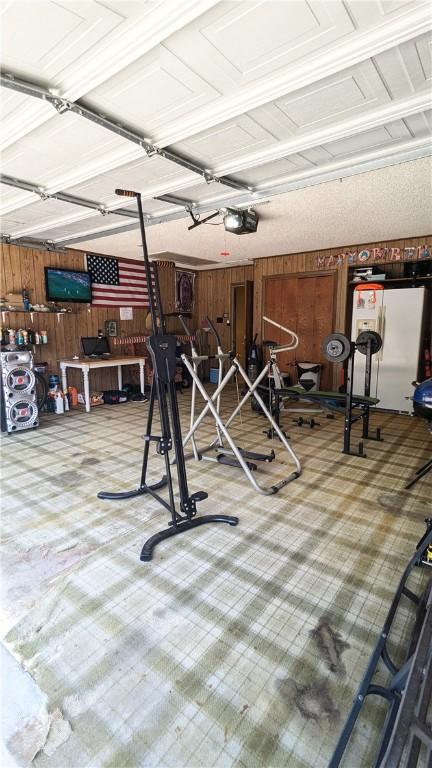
[81,336,112,359]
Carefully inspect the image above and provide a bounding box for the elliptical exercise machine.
[97,189,238,561]
[179,316,302,495]
[178,315,275,471]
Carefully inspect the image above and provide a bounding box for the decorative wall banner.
[175,270,195,313]
[316,244,430,269]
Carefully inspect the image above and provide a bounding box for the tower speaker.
[1,350,39,433]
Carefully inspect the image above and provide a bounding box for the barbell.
[322,330,382,363]
[356,330,382,356]
[322,333,352,363]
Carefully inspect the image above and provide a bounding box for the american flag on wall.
[86,254,154,307]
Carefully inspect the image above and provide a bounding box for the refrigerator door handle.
[377,307,385,361]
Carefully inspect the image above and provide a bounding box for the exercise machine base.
[140,514,239,561]
[342,440,367,458]
[406,458,432,490]
[98,476,168,500]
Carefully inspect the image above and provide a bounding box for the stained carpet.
[1,389,430,767]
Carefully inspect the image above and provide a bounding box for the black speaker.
[403,259,431,278]
[1,350,39,433]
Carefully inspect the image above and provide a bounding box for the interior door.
[232,281,253,368]
[264,273,336,389]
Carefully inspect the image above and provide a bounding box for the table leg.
[139,361,145,395]
[83,366,90,413]
[60,364,67,393]
[118,365,122,391]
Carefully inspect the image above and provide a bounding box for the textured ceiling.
[77,157,432,267]
[1,0,431,264]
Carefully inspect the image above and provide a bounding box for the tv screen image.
[45,268,92,303]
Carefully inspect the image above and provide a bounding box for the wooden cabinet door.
[264,272,336,389]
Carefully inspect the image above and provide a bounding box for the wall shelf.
[1,309,72,313]
[349,276,432,286]
[1,308,72,323]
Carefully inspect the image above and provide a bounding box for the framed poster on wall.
[175,270,195,313]
[104,319,117,337]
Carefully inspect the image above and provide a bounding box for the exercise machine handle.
[205,316,222,348]
[263,316,299,352]
[178,315,191,336]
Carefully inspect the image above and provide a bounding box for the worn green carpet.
[1,390,430,767]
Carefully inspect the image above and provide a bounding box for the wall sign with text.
[316,244,430,269]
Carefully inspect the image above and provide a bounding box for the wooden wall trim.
[263,268,337,281]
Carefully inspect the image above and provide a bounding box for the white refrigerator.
[351,286,425,413]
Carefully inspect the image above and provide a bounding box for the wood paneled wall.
[2,234,429,392]
[198,235,430,340]
[197,235,430,387]
[194,264,253,352]
[0,244,185,391]
[253,235,430,341]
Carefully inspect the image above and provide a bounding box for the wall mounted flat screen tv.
[45,268,92,303]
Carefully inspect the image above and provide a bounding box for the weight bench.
[273,385,381,457]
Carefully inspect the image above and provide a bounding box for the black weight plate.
[322,333,352,363]
[356,330,382,356]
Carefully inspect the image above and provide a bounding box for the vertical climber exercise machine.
[178,315,302,495]
[98,189,238,560]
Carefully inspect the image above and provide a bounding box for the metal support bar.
[1,71,251,193]
[155,146,249,191]
[1,173,140,219]
[362,339,372,438]
[342,345,367,457]
[187,209,221,230]
[0,234,66,251]
[154,193,194,207]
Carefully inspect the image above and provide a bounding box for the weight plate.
[322,333,352,363]
[356,330,382,356]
